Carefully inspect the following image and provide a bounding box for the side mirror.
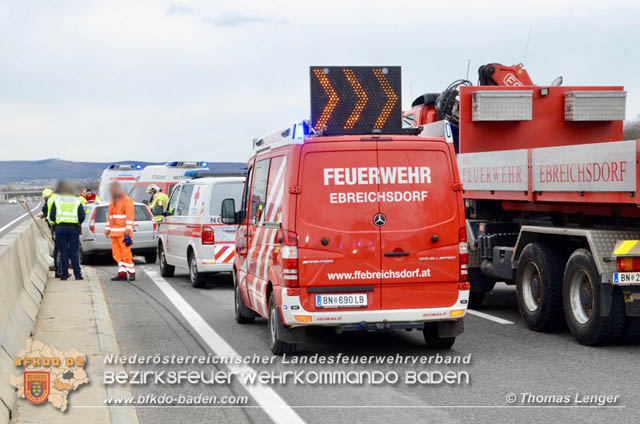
[152,205,163,216]
[221,198,236,224]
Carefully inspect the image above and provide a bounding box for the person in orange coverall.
[105,182,136,281]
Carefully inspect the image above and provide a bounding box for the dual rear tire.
[516,243,565,331]
[562,249,625,345]
[516,243,635,345]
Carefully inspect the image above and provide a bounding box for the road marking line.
[87,268,139,424]
[466,309,514,325]
[143,268,306,424]
[0,202,41,234]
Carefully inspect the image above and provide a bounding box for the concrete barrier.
[0,219,50,423]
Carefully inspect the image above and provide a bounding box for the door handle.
[384,252,409,257]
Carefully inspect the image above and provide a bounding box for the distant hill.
[0,159,246,184]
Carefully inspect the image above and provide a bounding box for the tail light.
[280,229,299,288]
[89,208,97,233]
[617,257,640,272]
[202,226,215,245]
[459,226,468,284]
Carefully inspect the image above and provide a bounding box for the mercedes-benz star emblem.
[373,213,386,227]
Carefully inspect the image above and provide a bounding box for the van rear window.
[93,205,152,223]
[210,182,243,216]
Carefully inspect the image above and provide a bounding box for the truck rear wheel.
[268,294,296,355]
[563,248,625,345]
[234,270,255,324]
[468,269,495,309]
[423,323,456,349]
[516,243,564,331]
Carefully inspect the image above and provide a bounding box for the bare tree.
[624,116,640,140]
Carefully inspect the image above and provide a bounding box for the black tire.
[516,242,565,331]
[189,252,208,288]
[468,292,486,309]
[79,247,92,265]
[621,317,640,345]
[144,252,157,264]
[234,270,255,324]
[423,323,456,349]
[268,293,296,355]
[467,269,495,309]
[159,244,175,277]
[563,248,625,345]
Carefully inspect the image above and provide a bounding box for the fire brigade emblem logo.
[24,371,50,404]
[373,213,386,226]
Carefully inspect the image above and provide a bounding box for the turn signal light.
[617,257,640,272]
[458,282,471,291]
[294,315,312,323]
[449,309,465,317]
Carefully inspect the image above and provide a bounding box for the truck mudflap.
[278,288,469,328]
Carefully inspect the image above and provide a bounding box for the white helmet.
[146,184,160,194]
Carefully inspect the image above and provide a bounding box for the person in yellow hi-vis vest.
[48,181,85,281]
[146,184,169,222]
[42,188,62,278]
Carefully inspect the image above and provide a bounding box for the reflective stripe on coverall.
[106,194,135,276]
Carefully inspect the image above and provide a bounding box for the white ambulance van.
[158,171,246,288]
[98,164,144,203]
[129,161,209,203]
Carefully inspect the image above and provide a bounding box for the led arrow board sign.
[310,66,402,134]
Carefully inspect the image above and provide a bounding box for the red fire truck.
[405,63,639,345]
[224,67,469,354]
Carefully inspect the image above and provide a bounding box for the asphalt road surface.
[92,258,638,424]
[0,200,41,237]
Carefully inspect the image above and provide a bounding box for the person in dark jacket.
[49,181,85,281]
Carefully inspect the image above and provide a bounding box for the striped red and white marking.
[240,157,287,317]
[214,244,235,263]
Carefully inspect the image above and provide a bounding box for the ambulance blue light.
[200,161,208,167]
[135,163,143,170]
[292,121,309,140]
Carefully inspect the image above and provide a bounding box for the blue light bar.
[292,121,309,140]
[200,161,208,167]
[135,163,143,170]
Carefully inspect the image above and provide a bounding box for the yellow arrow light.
[373,68,398,129]
[313,68,340,130]
[343,68,368,129]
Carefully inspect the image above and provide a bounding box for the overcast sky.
[1,0,639,163]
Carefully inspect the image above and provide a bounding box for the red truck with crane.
[405,63,640,345]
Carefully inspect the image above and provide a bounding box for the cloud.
[166,2,282,27]
[166,2,197,16]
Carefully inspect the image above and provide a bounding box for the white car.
[158,174,245,288]
[79,202,158,264]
